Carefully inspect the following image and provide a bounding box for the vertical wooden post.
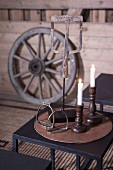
[9,10,23,21]
[0,10,8,20]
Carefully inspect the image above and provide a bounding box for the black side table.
[13,112,113,170]
[83,73,113,111]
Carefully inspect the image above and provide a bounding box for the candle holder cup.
[71,104,87,133]
[86,86,102,125]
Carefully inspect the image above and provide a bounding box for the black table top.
[83,73,113,106]
[13,111,113,160]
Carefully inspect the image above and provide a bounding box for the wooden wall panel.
[67,9,83,16]
[0,8,109,23]
[0,0,112,23]
[98,10,106,22]
[0,10,8,20]
[24,10,30,21]
[46,10,61,21]
[90,10,106,22]
[9,10,23,20]
[106,10,113,22]
[1,22,113,36]
[0,21,113,95]
[30,10,41,21]
[0,0,113,9]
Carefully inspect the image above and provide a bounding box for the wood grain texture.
[0,10,8,20]
[0,0,113,9]
[0,21,113,100]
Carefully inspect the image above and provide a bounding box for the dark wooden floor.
[0,99,113,170]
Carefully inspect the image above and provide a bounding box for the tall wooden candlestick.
[71,105,87,133]
[87,86,102,125]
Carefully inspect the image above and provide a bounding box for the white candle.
[90,64,95,87]
[77,79,83,105]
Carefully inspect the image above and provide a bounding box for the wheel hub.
[29,58,45,76]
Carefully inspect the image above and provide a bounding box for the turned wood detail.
[89,86,96,116]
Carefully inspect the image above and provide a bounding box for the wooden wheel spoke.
[23,75,34,93]
[36,34,46,59]
[23,40,36,59]
[51,41,61,60]
[14,54,30,62]
[41,34,46,54]
[36,33,41,58]
[50,74,62,90]
[38,76,43,99]
[45,68,61,75]
[14,70,30,78]
[43,38,59,60]
[43,73,58,93]
[45,57,63,65]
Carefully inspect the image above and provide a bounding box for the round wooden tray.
[34,110,112,144]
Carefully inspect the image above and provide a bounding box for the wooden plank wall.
[0,21,113,93]
[0,0,113,101]
[0,0,113,9]
[0,9,113,22]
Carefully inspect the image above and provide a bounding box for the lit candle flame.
[78,79,82,83]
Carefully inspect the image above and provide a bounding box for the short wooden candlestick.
[71,105,87,133]
[87,86,102,125]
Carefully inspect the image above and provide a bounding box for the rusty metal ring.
[36,103,55,128]
[46,109,69,133]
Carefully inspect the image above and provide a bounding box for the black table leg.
[100,104,103,112]
[97,158,102,170]
[51,148,55,170]
[13,138,18,152]
[76,155,80,170]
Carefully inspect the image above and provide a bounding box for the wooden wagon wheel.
[8,27,78,105]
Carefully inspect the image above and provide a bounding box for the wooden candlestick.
[87,86,102,125]
[71,105,87,133]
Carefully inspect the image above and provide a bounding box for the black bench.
[0,149,51,170]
